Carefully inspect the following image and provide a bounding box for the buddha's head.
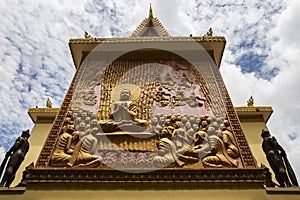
[120,89,131,101]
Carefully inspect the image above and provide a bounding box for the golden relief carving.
[99,84,148,133]
[49,111,101,168]
[43,57,246,169]
[153,115,240,168]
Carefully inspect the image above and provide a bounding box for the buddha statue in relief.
[100,84,147,132]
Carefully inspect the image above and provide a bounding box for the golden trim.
[28,108,59,123]
[25,168,266,187]
[235,106,273,112]
[235,106,273,123]
[69,36,226,44]
[28,108,60,113]
[238,115,265,122]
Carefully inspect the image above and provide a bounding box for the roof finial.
[148,3,153,19]
[204,27,213,36]
[247,96,254,107]
[84,31,92,39]
[46,97,52,108]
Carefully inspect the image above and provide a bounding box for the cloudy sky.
[0,0,299,183]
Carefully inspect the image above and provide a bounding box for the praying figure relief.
[49,111,101,168]
[153,115,240,168]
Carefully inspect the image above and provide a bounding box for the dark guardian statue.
[0,129,30,187]
[261,129,298,187]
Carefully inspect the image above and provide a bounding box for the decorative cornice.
[235,106,273,123]
[235,106,273,112]
[68,36,226,69]
[69,36,226,44]
[28,108,60,113]
[28,108,60,123]
[238,115,265,122]
[0,187,26,194]
[25,168,266,188]
[265,186,300,194]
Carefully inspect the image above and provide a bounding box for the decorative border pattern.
[238,115,265,122]
[69,36,226,44]
[235,106,273,112]
[25,168,265,186]
[208,61,257,168]
[28,108,60,113]
[35,79,75,167]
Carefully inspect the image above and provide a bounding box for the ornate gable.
[130,4,169,37]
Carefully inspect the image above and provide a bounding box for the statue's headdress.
[21,129,30,138]
[261,129,270,138]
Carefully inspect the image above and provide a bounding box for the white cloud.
[261,0,300,180]
[0,146,5,165]
[220,0,300,182]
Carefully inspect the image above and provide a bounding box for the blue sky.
[0,0,300,183]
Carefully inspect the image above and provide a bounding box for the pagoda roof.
[130,4,169,37]
[69,5,226,70]
[69,36,226,69]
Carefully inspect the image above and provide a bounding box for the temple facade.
[1,5,299,199]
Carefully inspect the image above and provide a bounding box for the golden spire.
[148,3,153,19]
[130,4,169,37]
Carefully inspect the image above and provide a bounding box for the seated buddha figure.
[105,87,147,132]
[110,89,137,122]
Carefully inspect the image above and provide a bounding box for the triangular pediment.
[130,5,169,37]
